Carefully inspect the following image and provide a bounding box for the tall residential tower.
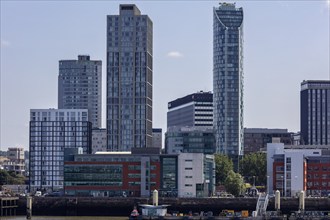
[301,80,330,145]
[213,3,244,166]
[106,5,153,151]
[58,55,102,128]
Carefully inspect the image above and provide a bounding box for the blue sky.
[1,1,329,150]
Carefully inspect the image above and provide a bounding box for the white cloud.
[167,51,183,58]
[1,39,11,47]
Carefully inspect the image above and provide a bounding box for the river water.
[1,217,127,220]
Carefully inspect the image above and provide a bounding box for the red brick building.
[64,153,161,197]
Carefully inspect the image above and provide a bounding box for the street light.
[267,176,270,195]
[281,175,284,197]
[253,176,256,187]
[294,176,298,197]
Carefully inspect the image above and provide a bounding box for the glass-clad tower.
[213,3,244,166]
[107,5,153,151]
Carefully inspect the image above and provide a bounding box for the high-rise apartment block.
[301,80,330,145]
[58,55,102,128]
[167,91,213,128]
[213,3,244,163]
[29,109,92,191]
[107,5,153,151]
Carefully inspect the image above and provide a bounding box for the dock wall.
[15,197,330,216]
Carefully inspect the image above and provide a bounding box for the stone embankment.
[15,197,330,216]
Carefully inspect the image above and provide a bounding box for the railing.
[255,193,269,216]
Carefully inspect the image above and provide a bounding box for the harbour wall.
[15,197,330,216]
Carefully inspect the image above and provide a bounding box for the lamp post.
[294,176,298,197]
[281,175,284,197]
[267,176,270,195]
[253,176,256,187]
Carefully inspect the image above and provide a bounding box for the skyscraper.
[58,55,102,128]
[300,80,330,145]
[213,3,244,165]
[167,91,213,128]
[106,5,153,151]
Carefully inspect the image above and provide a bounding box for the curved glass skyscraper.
[213,3,244,166]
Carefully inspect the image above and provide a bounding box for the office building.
[64,152,215,198]
[177,153,215,197]
[92,128,107,153]
[213,3,244,166]
[267,142,330,197]
[300,80,330,145]
[165,126,215,154]
[7,147,24,161]
[107,4,153,151]
[64,152,160,197]
[244,128,293,154]
[152,128,162,149]
[29,109,92,192]
[167,91,213,128]
[58,55,102,128]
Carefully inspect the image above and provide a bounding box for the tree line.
[0,169,26,186]
[215,152,266,196]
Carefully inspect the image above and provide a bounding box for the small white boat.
[140,204,170,218]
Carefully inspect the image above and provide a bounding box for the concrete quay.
[15,197,330,217]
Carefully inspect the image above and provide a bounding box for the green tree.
[214,154,233,185]
[240,152,266,186]
[0,169,11,185]
[224,170,245,197]
[0,170,26,185]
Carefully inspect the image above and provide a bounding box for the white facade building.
[267,143,325,197]
[177,153,215,197]
[29,109,92,192]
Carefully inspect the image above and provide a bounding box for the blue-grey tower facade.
[107,5,153,151]
[213,3,244,166]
